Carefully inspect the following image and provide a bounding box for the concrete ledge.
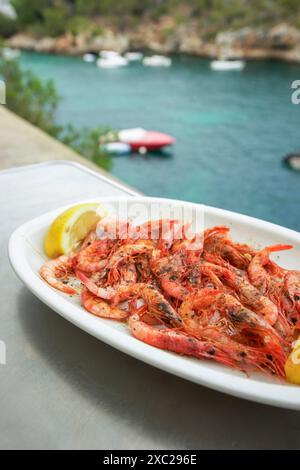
[0,106,136,191]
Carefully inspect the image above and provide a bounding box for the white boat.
[210,59,245,71]
[283,153,300,171]
[102,142,131,155]
[83,53,96,63]
[99,50,120,59]
[142,55,172,67]
[2,47,20,60]
[125,52,143,61]
[96,55,128,69]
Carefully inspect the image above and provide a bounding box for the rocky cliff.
[7,19,300,63]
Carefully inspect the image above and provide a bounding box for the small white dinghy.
[283,153,300,171]
[143,55,172,67]
[83,53,96,63]
[97,55,128,69]
[125,52,143,61]
[101,142,131,155]
[99,50,120,59]
[210,59,245,71]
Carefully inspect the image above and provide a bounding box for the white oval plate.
[8,196,300,410]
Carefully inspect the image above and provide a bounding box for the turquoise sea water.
[20,52,300,230]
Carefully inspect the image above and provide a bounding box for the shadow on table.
[18,288,300,450]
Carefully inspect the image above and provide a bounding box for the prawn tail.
[75,270,115,299]
[267,244,293,254]
[238,324,287,376]
[242,346,286,378]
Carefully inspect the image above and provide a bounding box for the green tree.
[42,7,68,37]
[66,15,90,35]
[12,0,48,26]
[0,58,111,170]
[60,124,112,171]
[75,0,100,16]
[0,14,18,37]
[0,57,60,134]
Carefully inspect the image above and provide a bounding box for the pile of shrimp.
[40,219,300,380]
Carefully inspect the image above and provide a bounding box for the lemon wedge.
[285,337,300,384]
[44,202,106,258]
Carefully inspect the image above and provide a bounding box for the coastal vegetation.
[1,1,300,63]
[0,57,59,134]
[0,57,112,170]
[2,1,300,38]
